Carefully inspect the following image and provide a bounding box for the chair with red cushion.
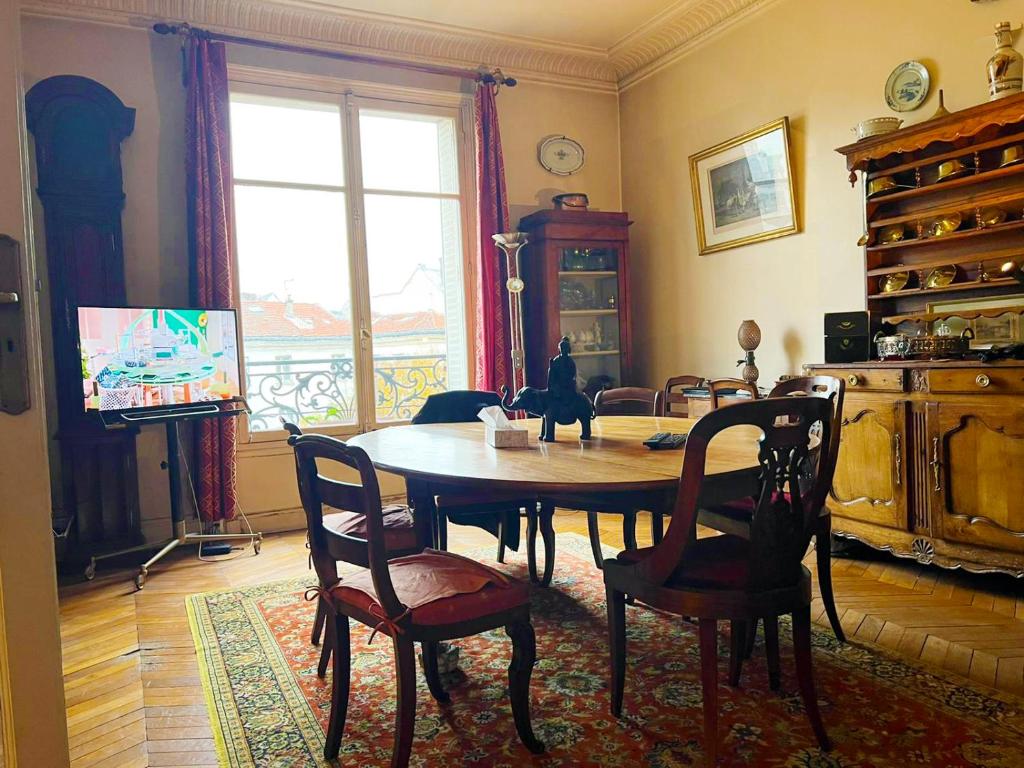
[289,432,544,766]
[284,421,423,678]
[603,397,836,766]
[698,376,846,645]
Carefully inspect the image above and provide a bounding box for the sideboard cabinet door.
[929,402,1024,554]
[829,396,908,531]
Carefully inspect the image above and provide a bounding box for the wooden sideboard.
[806,360,1024,577]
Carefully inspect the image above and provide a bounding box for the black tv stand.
[87,401,262,589]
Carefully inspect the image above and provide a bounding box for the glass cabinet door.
[557,246,621,389]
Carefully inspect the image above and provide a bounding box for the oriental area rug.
[187,535,1024,767]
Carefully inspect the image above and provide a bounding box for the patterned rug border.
[185,533,1024,767]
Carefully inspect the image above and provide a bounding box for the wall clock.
[538,135,585,175]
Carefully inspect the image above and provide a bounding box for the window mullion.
[342,95,377,432]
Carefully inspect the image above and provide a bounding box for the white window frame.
[226,66,478,448]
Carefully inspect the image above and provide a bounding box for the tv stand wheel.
[84,560,96,581]
[134,570,147,591]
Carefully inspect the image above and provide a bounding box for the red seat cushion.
[323,504,418,552]
[329,550,529,626]
[617,534,752,590]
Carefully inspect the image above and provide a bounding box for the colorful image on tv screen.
[78,307,242,412]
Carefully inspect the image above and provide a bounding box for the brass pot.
[1000,144,1024,167]
[867,176,899,197]
[936,158,971,182]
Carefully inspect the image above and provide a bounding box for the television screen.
[78,306,243,413]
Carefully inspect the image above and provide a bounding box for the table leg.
[539,501,555,587]
[407,481,438,550]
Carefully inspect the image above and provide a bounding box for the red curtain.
[473,83,512,393]
[185,35,238,523]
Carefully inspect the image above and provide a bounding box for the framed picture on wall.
[689,117,798,255]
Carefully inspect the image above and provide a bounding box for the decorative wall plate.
[885,61,931,112]
[538,135,585,176]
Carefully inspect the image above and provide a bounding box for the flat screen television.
[78,306,243,414]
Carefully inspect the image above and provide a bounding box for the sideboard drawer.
[929,368,1024,395]
[813,367,905,392]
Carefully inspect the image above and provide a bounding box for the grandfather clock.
[26,75,141,566]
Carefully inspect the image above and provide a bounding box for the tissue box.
[485,425,529,448]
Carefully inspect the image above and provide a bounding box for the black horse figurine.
[500,336,594,442]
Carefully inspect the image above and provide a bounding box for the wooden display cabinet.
[517,210,633,391]
[806,361,1024,577]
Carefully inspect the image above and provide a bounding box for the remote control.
[643,432,671,449]
[659,433,688,450]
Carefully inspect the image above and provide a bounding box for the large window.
[229,88,470,433]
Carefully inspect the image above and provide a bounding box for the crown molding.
[612,0,780,89]
[19,0,780,92]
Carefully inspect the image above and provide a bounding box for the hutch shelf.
[518,210,633,392]
[808,94,1024,577]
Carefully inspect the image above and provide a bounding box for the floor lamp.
[493,232,528,394]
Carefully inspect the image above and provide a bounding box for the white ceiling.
[309,0,684,50]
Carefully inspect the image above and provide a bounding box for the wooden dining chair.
[698,375,847,645]
[578,386,665,566]
[663,374,706,418]
[411,391,550,581]
[283,421,423,678]
[289,432,544,766]
[707,377,759,410]
[603,397,835,767]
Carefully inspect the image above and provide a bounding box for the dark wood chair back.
[641,396,835,591]
[288,433,405,619]
[594,386,662,417]
[663,375,705,418]
[768,376,845,490]
[411,390,503,424]
[707,377,759,410]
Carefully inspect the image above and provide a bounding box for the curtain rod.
[152,22,517,87]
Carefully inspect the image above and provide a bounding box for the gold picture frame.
[689,117,799,255]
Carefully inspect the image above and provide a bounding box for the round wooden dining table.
[348,415,763,585]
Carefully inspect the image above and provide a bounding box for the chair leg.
[505,620,545,754]
[323,613,350,760]
[586,511,604,569]
[743,617,759,660]
[606,586,627,717]
[437,507,448,551]
[793,605,831,751]
[651,512,664,545]
[496,515,507,564]
[698,619,719,768]
[317,615,333,679]
[763,615,781,691]
[622,511,638,552]
[728,620,745,687]
[421,641,450,704]
[392,636,417,768]
[311,596,326,646]
[539,501,556,587]
[526,504,540,583]
[816,516,846,643]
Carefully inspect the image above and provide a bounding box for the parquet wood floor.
[58,511,1024,767]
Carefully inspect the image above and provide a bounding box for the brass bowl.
[978,206,1007,227]
[867,175,899,197]
[925,264,958,289]
[1000,144,1024,167]
[879,224,905,243]
[880,271,910,293]
[936,158,971,182]
[922,211,962,238]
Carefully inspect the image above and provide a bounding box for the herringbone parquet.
[58,512,1024,767]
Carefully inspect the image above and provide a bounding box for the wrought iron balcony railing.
[245,354,448,432]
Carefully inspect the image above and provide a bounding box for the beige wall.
[19,15,622,535]
[0,0,69,764]
[620,0,1024,388]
